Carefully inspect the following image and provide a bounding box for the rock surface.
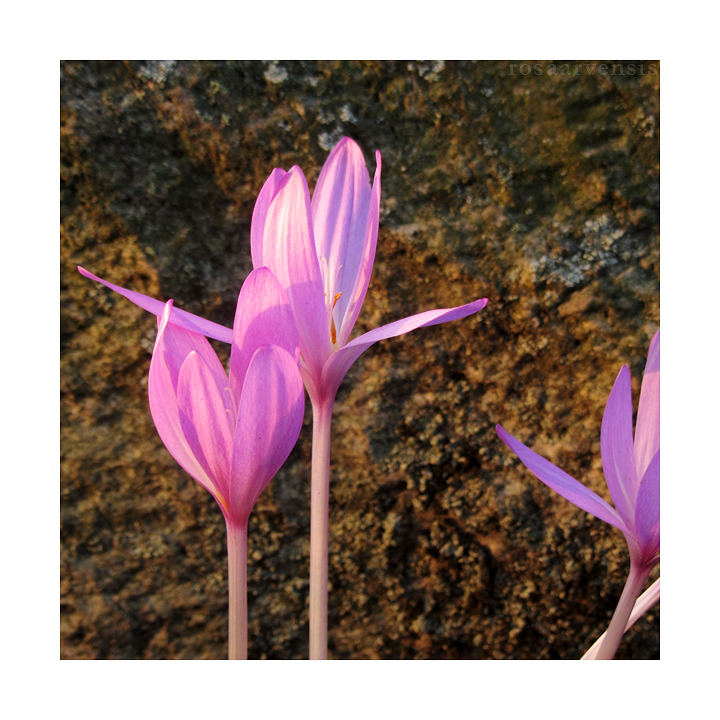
[61,60,659,659]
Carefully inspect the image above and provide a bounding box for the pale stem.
[309,397,334,660]
[594,561,653,660]
[581,578,660,660]
[227,520,248,660]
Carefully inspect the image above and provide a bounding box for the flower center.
[319,256,343,349]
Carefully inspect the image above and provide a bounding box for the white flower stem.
[227,520,248,660]
[594,561,653,660]
[581,578,660,660]
[309,397,333,660]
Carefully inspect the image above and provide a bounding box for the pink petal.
[251,167,329,379]
[635,329,660,481]
[601,365,639,530]
[148,302,227,514]
[336,151,382,348]
[230,345,305,524]
[176,350,235,503]
[77,266,233,343]
[635,449,660,560]
[229,267,298,410]
[311,138,375,342]
[321,298,488,399]
[250,168,287,268]
[156,309,234,428]
[496,425,628,532]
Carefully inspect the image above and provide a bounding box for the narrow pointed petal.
[311,138,374,336]
[496,425,628,531]
[635,449,660,560]
[337,151,382,347]
[321,298,488,399]
[77,266,233,343]
[148,302,227,513]
[252,167,329,378]
[230,345,305,524]
[250,168,287,268]
[635,329,660,481]
[601,365,639,529]
[177,351,235,503]
[229,267,298,409]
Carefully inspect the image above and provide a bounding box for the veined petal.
[321,298,488,399]
[177,351,234,503]
[601,365,639,529]
[337,151,382,348]
[635,449,660,560]
[77,266,233,343]
[251,168,287,268]
[311,138,374,338]
[155,308,234,429]
[635,329,660,481]
[230,345,305,524]
[252,167,329,378]
[229,267,298,410]
[496,425,628,532]
[148,302,227,513]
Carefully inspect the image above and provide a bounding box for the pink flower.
[147,266,304,658]
[497,328,660,658]
[496,329,659,572]
[250,137,487,405]
[148,267,305,527]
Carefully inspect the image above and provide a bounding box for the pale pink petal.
[250,168,287,268]
[311,138,374,338]
[321,298,488,399]
[601,365,639,529]
[253,167,329,379]
[229,345,305,524]
[337,151,382,348]
[177,351,234,503]
[496,425,628,532]
[148,302,227,514]
[581,578,660,660]
[77,266,233,343]
[229,267,298,409]
[155,309,234,430]
[635,329,660,481]
[635,449,660,560]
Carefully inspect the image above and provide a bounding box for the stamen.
[331,316,337,345]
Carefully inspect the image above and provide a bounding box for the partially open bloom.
[497,328,660,658]
[496,329,659,572]
[149,267,305,527]
[250,137,488,405]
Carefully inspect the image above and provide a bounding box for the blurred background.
[60,60,659,659]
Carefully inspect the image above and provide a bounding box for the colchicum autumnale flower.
[496,328,659,660]
[146,267,303,659]
[250,137,487,657]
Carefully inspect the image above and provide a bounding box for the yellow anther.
[331,316,337,345]
[333,292,342,308]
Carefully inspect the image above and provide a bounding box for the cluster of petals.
[79,137,487,407]
[497,329,660,572]
[249,137,487,404]
[148,268,304,527]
